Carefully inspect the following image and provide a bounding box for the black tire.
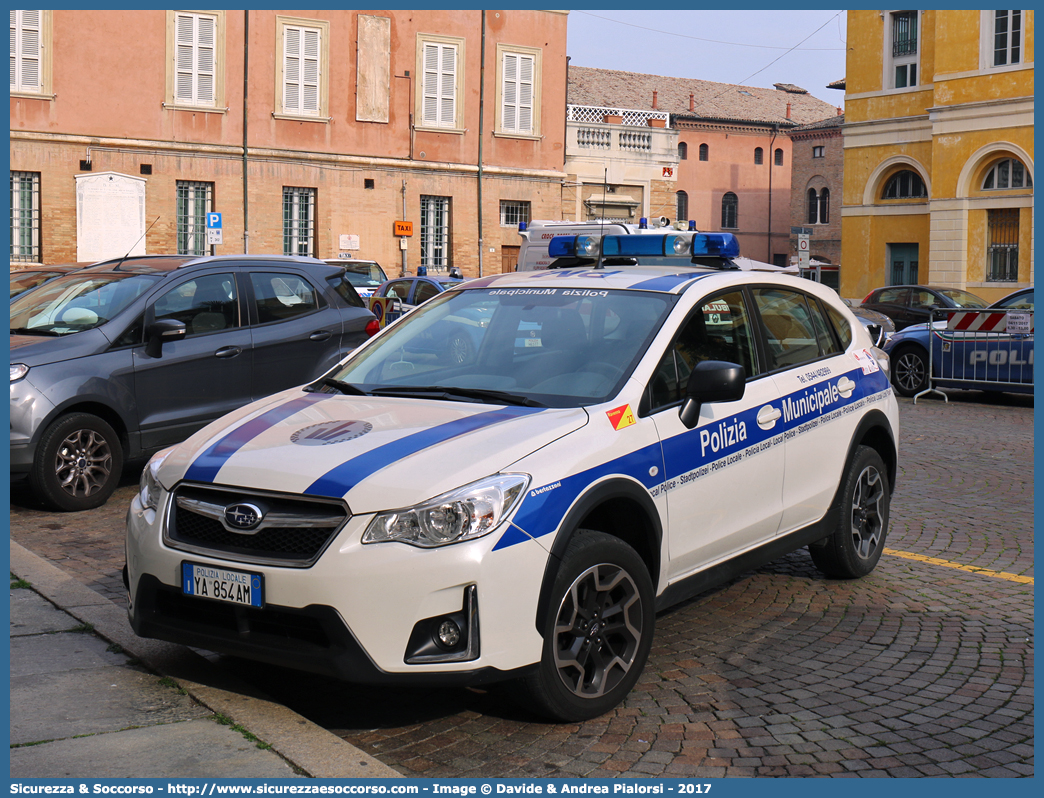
[522,530,654,722]
[809,446,890,579]
[30,413,123,512]
[445,332,473,365]
[891,345,930,397]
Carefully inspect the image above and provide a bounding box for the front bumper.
[126,489,549,682]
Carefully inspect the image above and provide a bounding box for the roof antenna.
[112,216,160,271]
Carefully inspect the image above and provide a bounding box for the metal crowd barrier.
[917,307,1034,402]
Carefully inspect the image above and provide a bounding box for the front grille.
[165,484,349,567]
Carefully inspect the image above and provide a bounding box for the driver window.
[647,290,757,412]
[153,273,239,337]
[911,289,935,308]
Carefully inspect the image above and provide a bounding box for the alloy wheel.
[553,563,644,699]
[850,465,885,560]
[54,428,113,498]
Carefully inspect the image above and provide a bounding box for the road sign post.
[206,212,223,249]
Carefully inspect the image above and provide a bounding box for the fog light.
[437,619,461,648]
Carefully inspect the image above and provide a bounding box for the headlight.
[363,473,530,548]
[11,364,28,382]
[138,446,176,511]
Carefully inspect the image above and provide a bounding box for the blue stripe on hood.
[184,392,332,483]
[304,406,544,498]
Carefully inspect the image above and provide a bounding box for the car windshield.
[10,271,62,298]
[324,286,674,407]
[343,263,387,287]
[938,289,987,308]
[10,271,161,335]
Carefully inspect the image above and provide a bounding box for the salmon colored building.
[840,10,1034,302]
[10,10,568,277]
[565,67,839,266]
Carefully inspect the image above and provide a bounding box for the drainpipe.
[767,124,777,263]
[242,11,250,253]
[476,11,486,277]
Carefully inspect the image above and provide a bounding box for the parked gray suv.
[10,254,378,511]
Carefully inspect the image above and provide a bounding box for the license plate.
[182,562,264,608]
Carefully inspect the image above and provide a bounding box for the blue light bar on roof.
[547,234,601,258]
[602,234,692,258]
[692,233,740,258]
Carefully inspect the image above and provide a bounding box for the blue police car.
[884,287,1034,397]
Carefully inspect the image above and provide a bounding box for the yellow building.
[841,10,1033,302]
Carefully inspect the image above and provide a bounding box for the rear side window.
[327,275,365,308]
[825,305,853,349]
[414,281,442,305]
[251,272,320,323]
[807,298,841,356]
[752,288,825,370]
[875,288,908,305]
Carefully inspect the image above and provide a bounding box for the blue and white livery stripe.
[627,273,714,293]
[184,393,333,483]
[496,368,891,550]
[304,406,544,498]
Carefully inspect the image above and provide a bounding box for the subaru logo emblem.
[224,503,263,531]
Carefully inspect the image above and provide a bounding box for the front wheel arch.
[533,478,662,637]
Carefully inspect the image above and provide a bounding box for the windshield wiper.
[370,385,544,407]
[321,378,369,396]
[10,327,62,337]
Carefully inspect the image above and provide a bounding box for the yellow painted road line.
[884,547,1034,585]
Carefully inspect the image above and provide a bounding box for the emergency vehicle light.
[518,222,528,232]
[692,233,740,258]
[547,234,601,258]
[602,234,692,258]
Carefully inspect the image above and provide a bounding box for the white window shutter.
[196,15,215,104]
[302,27,320,113]
[175,13,215,106]
[501,53,533,134]
[284,24,320,115]
[422,42,456,128]
[11,10,41,92]
[439,44,456,126]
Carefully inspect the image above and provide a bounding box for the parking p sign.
[206,212,223,246]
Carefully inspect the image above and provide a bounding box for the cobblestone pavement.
[9,391,1034,778]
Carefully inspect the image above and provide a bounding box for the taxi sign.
[394,221,413,236]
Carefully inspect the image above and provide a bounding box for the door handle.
[309,330,333,341]
[757,405,781,430]
[215,346,242,358]
[837,376,856,398]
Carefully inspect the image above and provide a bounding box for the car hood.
[159,389,589,513]
[9,330,109,365]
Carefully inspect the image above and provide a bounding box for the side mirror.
[679,360,746,429]
[145,319,186,358]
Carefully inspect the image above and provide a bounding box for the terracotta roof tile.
[567,66,839,126]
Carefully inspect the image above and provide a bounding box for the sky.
[566,9,849,106]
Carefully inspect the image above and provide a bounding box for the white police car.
[126,231,899,722]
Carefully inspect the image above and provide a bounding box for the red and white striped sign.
[947,310,1034,333]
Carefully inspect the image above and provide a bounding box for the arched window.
[678,142,688,160]
[699,143,709,161]
[882,170,927,199]
[818,188,830,224]
[774,148,784,166]
[807,189,819,225]
[721,192,738,229]
[754,147,764,165]
[983,158,1032,190]
[676,191,689,223]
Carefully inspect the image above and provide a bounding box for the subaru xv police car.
[126,231,899,722]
